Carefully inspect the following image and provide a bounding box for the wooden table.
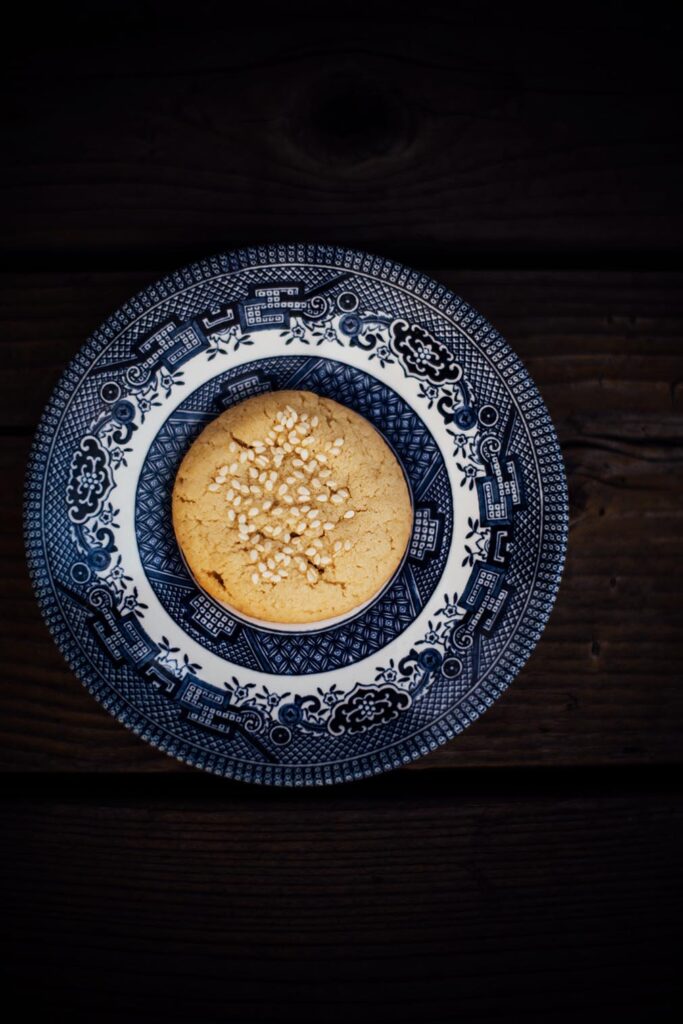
[2,6,682,1021]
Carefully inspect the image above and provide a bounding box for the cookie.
[172,390,413,623]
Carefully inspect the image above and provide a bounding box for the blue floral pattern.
[25,244,568,786]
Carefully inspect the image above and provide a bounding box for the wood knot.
[289,72,414,167]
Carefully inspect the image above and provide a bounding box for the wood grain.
[2,772,680,1021]
[3,9,682,264]
[2,270,682,772]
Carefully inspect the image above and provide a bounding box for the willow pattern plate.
[25,245,568,785]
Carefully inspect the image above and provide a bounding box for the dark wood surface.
[2,5,682,1021]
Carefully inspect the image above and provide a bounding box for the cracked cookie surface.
[172,389,413,623]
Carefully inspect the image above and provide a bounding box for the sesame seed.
[229,442,238,453]
[282,495,294,505]
[278,483,288,496]
[344,510,355,519]
[305,546,316,557]
[323,522,334,531]
[272,507,284,517]
[330,493,343,504]
[250,549,258,562]
[233,495,241,506]
[306,509,317,519]
[329,448,341,457]
[267,558,275,570]
[251,573,260,585]
[228,509,236,523]
[313,539,323,549]
[283,556,292,567]
[298,486,310,496]
[248,467,258,480]
[310,520,321,530]
[306,568,317,583]
[293,470,305,480]
[218,464,229,475]
[226,489,235,501]
[338,488,349,498]
[301,437,315,447]
[292,458,303,468]
[313,554,321,566]
[320,556,331,566]
[300,449,309,461]
[238,513,247,524]
[262,500,273,511]
[277,568,288,578]
[334,541,342,553]
[256,456,268,468]
[344,540,352,551]
[272,526,282,537]
[316,494,328,502]
[319,467,331,478]
[311,416,319,427]
[208,483,220,492]
[258,472,267,483]
[249,485,261,495]
[258,562,267,572]
[265,479,274,491]
[239,451,248,463]
[283,443,292,453]
[317,453,328,463]
[229,462,239,474]
[334,437,344,447]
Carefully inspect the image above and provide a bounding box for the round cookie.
[172,390,413,624]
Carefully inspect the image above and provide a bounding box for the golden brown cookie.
[172,390,412,623]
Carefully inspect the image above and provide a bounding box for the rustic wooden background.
[2,4,682,1021]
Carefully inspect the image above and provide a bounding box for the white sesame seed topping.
[208,483,221,492]
[344,510,355,519]
[316,494,328,502]
[249,549,258,562]
[344,539,352,551]
[310,520,321,530]
[323,522,334,531]
[252,573,260,585]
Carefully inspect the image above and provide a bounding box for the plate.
[25,245,568,785]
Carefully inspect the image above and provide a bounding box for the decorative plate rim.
[24,243,569,786]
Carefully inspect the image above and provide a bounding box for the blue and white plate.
[25,245,568,785]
